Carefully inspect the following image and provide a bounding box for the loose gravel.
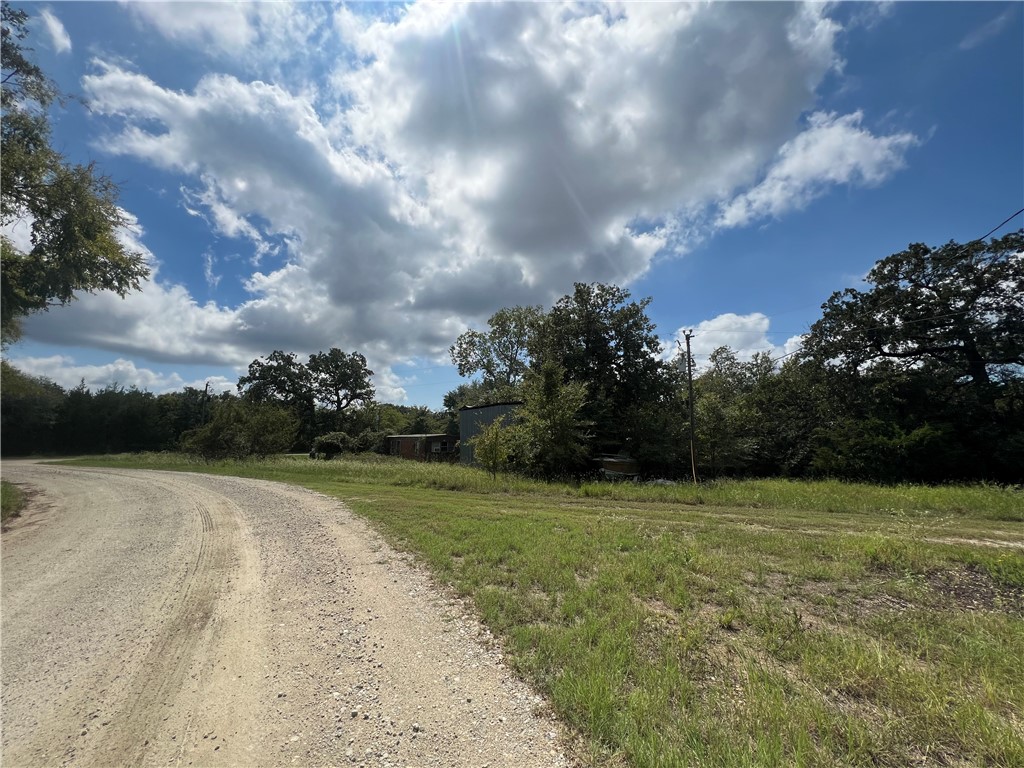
[1,463,578,767]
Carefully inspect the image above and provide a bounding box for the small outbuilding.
[458,401,522,465]
[596,454,640,479]
[386,433,456,461]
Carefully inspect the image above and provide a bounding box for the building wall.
[389,436,421,460]
[459,403,520,465]
[388,435,455,462]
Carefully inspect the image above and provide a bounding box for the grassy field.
[1,479,27,528]
[65,454,1023,767]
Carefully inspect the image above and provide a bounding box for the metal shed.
[458,402,522,465]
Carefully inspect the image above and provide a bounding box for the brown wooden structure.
[386,433,456,461]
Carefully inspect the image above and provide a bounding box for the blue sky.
[5,1,1022,408]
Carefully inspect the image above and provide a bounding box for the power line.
[691,211,1023,347]
[975,207,1023,244]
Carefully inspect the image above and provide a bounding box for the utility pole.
[684,331,698,485]
[202,381,211,424]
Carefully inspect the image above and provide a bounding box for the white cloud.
[717,111,918,229]
[1,217,34,253]
[337,1,845,293]
[39,9,71,54]
[959,8,1016,51]
[8,354,235,394]
[125,1,255,53]
[671,313,805,370]
[122,1,330,85]
[202,251,221,290]
[373,367,409,404]
[21,3,918,404]
[847,2,895,32]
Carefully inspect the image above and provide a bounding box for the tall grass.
[64,452,1023,521]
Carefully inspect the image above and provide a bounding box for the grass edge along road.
[1,479,27,528]
[61,455,1023,767]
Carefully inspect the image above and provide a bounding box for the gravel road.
[1,463,576,767]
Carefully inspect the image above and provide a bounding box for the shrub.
[355,428,388,454]
[180,400,298,460]
[310,431,356,459]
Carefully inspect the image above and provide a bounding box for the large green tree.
[692,348,774,477]
[1,4,148,341]
[797,232,1024,482]
[745,357,838,477]
[237,351,311,405]
[803,231,1024,387]
[307,348,374,415]
[237,350,315,447]
[533,283,673,454]
[449,305,542,390]
[513,362,590,479]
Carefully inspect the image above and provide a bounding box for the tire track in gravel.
[90,482,240,767]
[1,463,579,768]
[0,465,259,767]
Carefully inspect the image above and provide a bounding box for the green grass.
[63,451,1023,521]
[1,479,27,526]
[62,453,1024,767]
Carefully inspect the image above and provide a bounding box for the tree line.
[451,232,1023,483]
[0,351,449,460]
[3,231,1021,483]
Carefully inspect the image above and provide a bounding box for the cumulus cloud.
[9,355,235,394]
[670,313,805,371]
[123,2,322,61]
[21,2,917,402]
[338,2,843,290]
[716,111,918,229]
[39,9,71,54]
[124,1,257,53]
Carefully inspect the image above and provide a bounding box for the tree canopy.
[308,348,375,413]
[1,4,148,341]
[533,282,674,454]
[237,348,379,448]
[449,305,542,389]
[513,362,590,479]
[237,350,312,406]
[803,231,1024,386]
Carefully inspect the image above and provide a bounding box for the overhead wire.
[692,207,1024,367]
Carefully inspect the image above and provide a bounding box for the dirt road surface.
[1,463,576,767]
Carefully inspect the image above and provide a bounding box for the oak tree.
[803,231,1024,387]
[307,348,374,414]
[1,5,147,341]
[449,305,542,389]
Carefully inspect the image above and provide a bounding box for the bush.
[180,400,298,460]
[355,428,388,454]
[310,431,356,459]
[468,419,516,478]
[310,428,389,459]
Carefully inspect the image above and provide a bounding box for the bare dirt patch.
[925,566,1024,616]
